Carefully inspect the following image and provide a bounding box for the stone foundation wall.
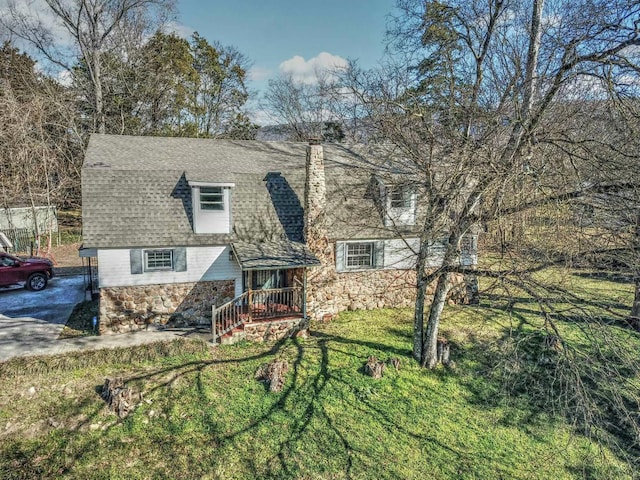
[244,318,309,343]
[307,267,417,319]
[99,280,235,334]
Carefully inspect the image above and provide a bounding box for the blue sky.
[176,0,396,94]
[1,0,396,123]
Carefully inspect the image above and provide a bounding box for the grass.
[56,209,83,245]
[57,227,82,245]
[0,270,638,479]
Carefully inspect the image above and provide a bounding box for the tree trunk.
[101,377,139,418]
[631,215,640,327]
[631,278,640,329]
[255,359,290,392]
[413,240,431,362]
[413,274,427,362]
[522,0,544,118]
[422,271,451,368]
[364,356,385,379]
[436,337,450,365]
[499,0,544,166]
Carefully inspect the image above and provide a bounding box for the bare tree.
[0,41,83,210]
[262,72,339,141]
[3,0,175,134]
[336,0,640,368]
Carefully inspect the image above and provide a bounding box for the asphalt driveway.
[0,275,86,361]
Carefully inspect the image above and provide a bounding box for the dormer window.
[200,186,224,210]
[390,186,411,209]
[188,180,235,234]
[384,184,416,227]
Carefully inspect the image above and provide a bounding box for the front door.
[243,269,286,291]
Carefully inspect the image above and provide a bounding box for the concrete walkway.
[0,323,207,361]
[0,275,212,362]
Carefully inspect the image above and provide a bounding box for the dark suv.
[0,251,54,291]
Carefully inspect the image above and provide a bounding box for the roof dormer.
[384,184,416,227]
[188,181,235,234]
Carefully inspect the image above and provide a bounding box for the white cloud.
[621,44,640,57]
[557,74,607,100]
[279,52,348,84]
[56,69,73,87]
[1,0,76,49]
[248,66,272,82]
[541,13,563,28]
[164,21,194,40]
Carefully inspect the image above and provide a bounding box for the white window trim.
[188,182,236,218]
[188,181,235,188]
[345,241,375,269]
[144,249,174,271]
[384,184,417,228]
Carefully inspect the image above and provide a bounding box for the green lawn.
[0,270,638,479]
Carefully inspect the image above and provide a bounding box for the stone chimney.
[304,139,326,243]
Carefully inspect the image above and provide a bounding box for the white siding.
[98,245,243,295]
[384,197,416,227]
[192,186,232,234]
[383,238,419,270]
[336,235,478,272]
[460,236,478,266]
[426,236,478,267]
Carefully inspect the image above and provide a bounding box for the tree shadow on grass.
[2,301,638,478]
[572,270,634,284]
[0,324,498,478]
[457,295,640,475]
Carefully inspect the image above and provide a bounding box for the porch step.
[219,327,246,345]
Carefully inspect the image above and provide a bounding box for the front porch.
[212,285,305,343]
[212,240,320,344]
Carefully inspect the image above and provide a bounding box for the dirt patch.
[50,242,85,276]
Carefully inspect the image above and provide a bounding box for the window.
[346,242,374,268]
[336,240,384,272]
[200,186,224,210]
[0,255,17,267]
[145,250,173,270]
[131,248,186,274]
[390,186,411,208]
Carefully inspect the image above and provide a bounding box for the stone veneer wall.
[304,243,472,320]
[244,318,309,343]
[99,280,235,334]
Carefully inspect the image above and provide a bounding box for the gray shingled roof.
[82,134,406,249]
[231,241,321,270]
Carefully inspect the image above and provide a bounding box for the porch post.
[211,305,217,343]
[303,268,308,319]
[247,270,253,322]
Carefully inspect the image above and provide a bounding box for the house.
[0,206,58,253]
[82,135,478,341]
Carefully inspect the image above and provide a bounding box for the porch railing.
[248,287,303,321]
[211,287,304,343]
[212,291,248,343]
